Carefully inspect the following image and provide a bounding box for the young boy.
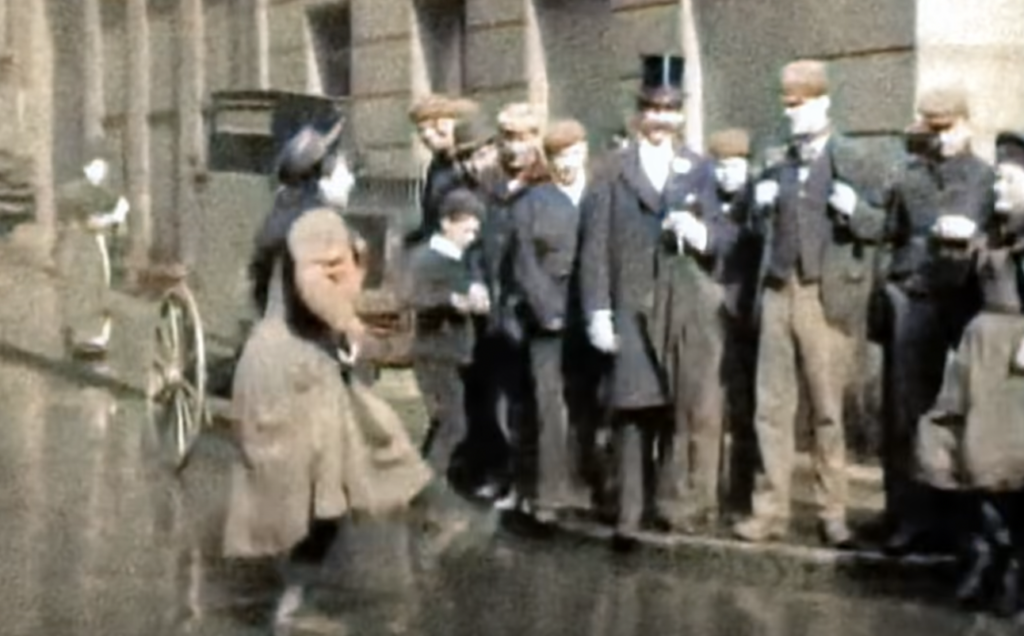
[405,188,490,487]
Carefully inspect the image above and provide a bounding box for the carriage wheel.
[147,284,207,471]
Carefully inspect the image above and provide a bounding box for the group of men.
[399,52,1024,611]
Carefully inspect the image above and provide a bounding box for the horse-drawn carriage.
[145,89,415,470]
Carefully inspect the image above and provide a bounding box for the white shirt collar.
[428,234,464,261]
[638,137,675,157]
[556,176,587,207]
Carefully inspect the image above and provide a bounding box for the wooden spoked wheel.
[147,284,207,472]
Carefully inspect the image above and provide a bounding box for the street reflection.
[0,356,1018,636]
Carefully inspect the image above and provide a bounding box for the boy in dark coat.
[405,188,490,485]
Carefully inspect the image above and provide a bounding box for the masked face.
[784,95,831,138]
[995,163,1024,216]
[417,118,456,154]
[549,142,588,185]
[441,214,481,251]
[498,130,539,173]
[638,107,683,145]
[319,156,356,208]
[715,157,750,195]
[935,118,971,158]
[84,158,109,186]
[462,143,499,182]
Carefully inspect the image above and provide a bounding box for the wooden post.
[81,0,105,148]
[175,0,206,271]
[125,0,152,277]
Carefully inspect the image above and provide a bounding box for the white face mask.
[995,163,1024,215]
[549,142,588,185]
[784,95,831,138]
[84,159,109,186]
[937,120,971,158]
[319,158,356,208]
[715,157,750,195]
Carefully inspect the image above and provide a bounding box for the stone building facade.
[2,0,1024,306]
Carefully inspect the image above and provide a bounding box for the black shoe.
[994,557,1020,617]
[883,525,927,557]
[956,538,993,606]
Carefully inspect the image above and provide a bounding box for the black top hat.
[996,131,1024,169]
[638,55,684,109]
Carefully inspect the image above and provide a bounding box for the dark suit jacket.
[510,181,581,332]
[752,134,887,337]
[579,141,719,409]
[404,242,475,365]
[884,152,995,295]
[405,154,465,245]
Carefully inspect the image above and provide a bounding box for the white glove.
[664,211,709,253]
[587,309,618,354]
[932,214,978,241]
[829,181,858,217]
[110,196,130,224]
[755,180,779,207]
[467,282,491,314]
[1013,337,1024,374]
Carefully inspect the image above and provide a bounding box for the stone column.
[6,0,55,260]
[174,0,206,271]
[125,0,152,276]
[680,0,703,151]
[916,0,1024,163]
[253,0,270,88]
[81,0,105,148]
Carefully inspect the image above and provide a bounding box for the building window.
[307,2,352,97]
[415,0,467,95]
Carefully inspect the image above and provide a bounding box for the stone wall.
[916,0,1024,163]
[696,0,916,163]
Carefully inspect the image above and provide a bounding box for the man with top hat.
[405,94,479,246]
[913,130,1024,611]
[878,85,995,556]
[731,59,886,547]
[650,127,764,530]
[506,118,589,521]
[578,54,719,538]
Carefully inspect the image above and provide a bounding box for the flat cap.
[707,128,751,159]
[996,131,1024,169]
[408,94,477,124]
[781,60,829,105]
[497,102,542,134]
[287,207,351,257]
[439,187,487,220]
[917,85,970,125]
[543,119,587,155]
[453,113,496,156]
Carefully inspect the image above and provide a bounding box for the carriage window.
[415,0,467,95]
[307,3,352,98]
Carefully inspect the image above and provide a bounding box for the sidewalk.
[0,237,954,592]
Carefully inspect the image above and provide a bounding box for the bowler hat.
[996,131,1024,169]
[276,119,344,184]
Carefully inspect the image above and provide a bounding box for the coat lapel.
[620,143,665,214]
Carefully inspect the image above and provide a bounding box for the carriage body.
[146,89,417,469]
